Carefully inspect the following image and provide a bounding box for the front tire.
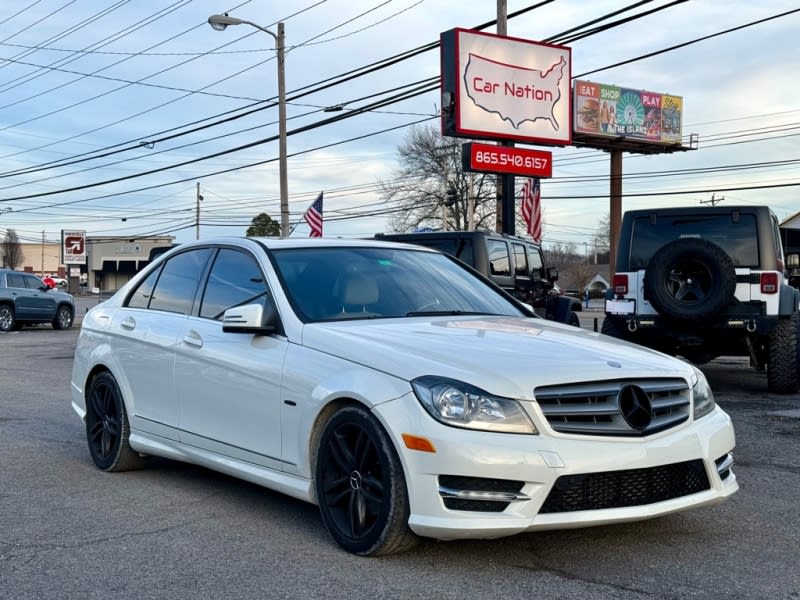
[314,405,417,556]
[52,305,73,330]
[85,372,147,471]
[767,313,800,394]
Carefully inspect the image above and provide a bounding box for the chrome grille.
[535,378,690,436]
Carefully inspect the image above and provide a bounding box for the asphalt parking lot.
[1,316,798,599]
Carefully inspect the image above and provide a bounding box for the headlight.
[691,366,715,419]
[411,376,537,434]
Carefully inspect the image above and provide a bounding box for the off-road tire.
[644,238,737,322]
[85,372,147,472]
[314,405,418,556]
[767,313,800,394]
[601,316,626,340]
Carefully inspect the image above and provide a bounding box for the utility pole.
[701,193,724,206]
[41,230,45,276]
[196,182,204,240]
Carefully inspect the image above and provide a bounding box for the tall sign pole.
[496,0,516,235]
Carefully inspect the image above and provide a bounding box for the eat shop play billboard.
[573,80,683,144]
[441,28,572,146]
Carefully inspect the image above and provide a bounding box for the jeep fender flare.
[778,284,800,316]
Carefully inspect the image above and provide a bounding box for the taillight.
[613,274,628,295]
[760,272,779,294]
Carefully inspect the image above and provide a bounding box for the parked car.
[70,237,737,556]
[0,268,74,331]
[603,205,800,393]
[375,230,582,326]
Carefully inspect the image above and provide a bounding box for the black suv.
[603,205,800,393]
[375,230,582,326]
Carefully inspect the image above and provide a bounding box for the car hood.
[300,316,692,399]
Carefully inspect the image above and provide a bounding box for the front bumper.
[374,395,737,541]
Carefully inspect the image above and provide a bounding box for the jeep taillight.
[760,272,779,294]
[613,274,628,295]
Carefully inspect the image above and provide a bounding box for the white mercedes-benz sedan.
[70,237,737,556]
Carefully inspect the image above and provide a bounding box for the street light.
[208,13,289,237]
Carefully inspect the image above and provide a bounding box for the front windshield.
[271,246,526,322]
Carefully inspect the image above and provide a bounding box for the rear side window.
[7,273,25,288]
[148,248,212,314]
[487,240,511,276]
[408,238,475,267]
[200,249,268,320]
[630,213,759,269]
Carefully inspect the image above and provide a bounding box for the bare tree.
[591,212,610,263]
[543,242,581,269]
[380,125,497,232]
[564,261,595,297]
[1,229,22,269]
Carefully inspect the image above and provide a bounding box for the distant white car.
[70,237,737,556]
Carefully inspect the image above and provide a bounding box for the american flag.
[521,177,542,243]
[303,191,323,237]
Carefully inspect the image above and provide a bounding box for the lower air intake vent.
[540,459,710,513]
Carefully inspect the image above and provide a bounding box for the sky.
[0,0,798,251]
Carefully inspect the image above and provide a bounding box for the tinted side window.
[200,249,267,320]
[528,247,544,279]
[7,273,25,288]
[149,248,212,314]
[487,240,511,276]
[23,275,43,289]
[511,243,528,277]
[630,214,759,269]
[126,267,162,309]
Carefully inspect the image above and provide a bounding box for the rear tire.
[601,316,626,339]
[768,313,800,394]
[314,405,417,556]
[566,311,580,328]
[0,304,15,332]
[85,372,147,471]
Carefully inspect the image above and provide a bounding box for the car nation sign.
[62,230,86,265]
[441,28,572,146]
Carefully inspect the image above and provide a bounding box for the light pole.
[208,13,289,237]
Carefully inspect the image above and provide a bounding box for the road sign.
[62,230,86,265]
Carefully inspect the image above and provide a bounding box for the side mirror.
[222,303,277,335]
[787,253,799,269]
[546,267,559,282]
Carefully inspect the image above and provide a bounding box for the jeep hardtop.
[603,205,800,393]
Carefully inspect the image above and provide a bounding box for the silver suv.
[603,205,800,393]
[0,269,75,331]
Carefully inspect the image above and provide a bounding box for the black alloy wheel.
[315,406,416,556]
[85,372,146,472]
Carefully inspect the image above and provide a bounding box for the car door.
[175,247,286,469]
[22,274,58,319]
[111,247,213,440]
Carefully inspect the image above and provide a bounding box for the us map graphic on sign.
[464,54,567,131]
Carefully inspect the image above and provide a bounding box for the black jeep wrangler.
[603,205,800,393]
[375,230,582,326]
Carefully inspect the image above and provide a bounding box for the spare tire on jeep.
[644,238,737,322]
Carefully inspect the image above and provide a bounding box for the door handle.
[183,330,203,348]
[121,317,136,330]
